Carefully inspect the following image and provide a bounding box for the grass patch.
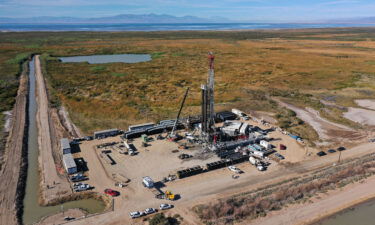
[6,53,30,65]
[151,52,166,59]
[90,65,107,72]
[110,72,127,77]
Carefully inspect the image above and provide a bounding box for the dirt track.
[276,99,364,144]
[0,63,28,225]
[34,55,71,203]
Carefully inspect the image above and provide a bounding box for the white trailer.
[142,176,154,188]
[260,140,272,149]
[231,109,250,120]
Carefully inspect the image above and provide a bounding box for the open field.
[2,28,375,145]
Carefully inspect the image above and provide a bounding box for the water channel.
[60,53,151,64]
[22,57,105,225]
[316,199,375,225]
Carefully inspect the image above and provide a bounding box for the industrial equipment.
[201,52,216,143]
[170,87,190,139]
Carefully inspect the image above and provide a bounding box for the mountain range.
[0,14,231,24]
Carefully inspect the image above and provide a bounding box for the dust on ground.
[355,99,375,110]
[344,107,375,126]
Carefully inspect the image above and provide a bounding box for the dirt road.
[0,64,28,225]
[276,99,364,143]
[34,55,71,203]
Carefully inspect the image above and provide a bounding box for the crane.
[169,87,190,139]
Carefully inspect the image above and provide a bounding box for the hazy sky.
[0,0,374,21]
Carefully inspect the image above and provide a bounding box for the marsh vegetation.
[2,28,375,142]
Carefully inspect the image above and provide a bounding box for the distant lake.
[1,23,375,31]
[60,54,151,64]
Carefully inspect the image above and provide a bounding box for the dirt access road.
[0,63,28,225]
[275,99,364,145]
[34,55,71,203]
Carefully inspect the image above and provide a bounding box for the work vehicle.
[164,190,176,200]
[129,150,136,156]
[337,146,346,151]
[159,204,174,210]
[70,173,87,182]
[228,165,242,174]
[275,153,285,160]
[73,182,83,187]
[73,183,91,192]
[142,176,154,188]
[178,153,192,159]
[328,149,336,153]
[144,208,157,215]
[256,165,265,171]
[104,188,120,196]
[317,151,327,157]
[249,156,266,171]
[129,211,144,219]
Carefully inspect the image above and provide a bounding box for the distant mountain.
[0,14,231,24]
[325,17,375,24]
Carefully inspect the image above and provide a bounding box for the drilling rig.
[201,52,216,144]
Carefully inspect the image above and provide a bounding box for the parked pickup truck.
[70,173,88,182]
[73,183,91,192]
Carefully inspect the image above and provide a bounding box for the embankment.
[0,57,29,225]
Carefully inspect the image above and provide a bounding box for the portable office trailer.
[63,153,77,174]
[216,111,237,122]
[60,138,71,154]
[128,123,155,131]
[94,128,119,139]
[260,140,271,149]
[146,125,166,135]
[123,129,146,139]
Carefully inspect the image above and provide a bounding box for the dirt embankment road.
[34,55,71,203]
[0,64,28,225]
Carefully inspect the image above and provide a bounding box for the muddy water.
[316,199,375,225]
[22,57,105,225]
[60,53,151,64]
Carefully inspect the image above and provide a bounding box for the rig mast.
[201,52,215,143]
